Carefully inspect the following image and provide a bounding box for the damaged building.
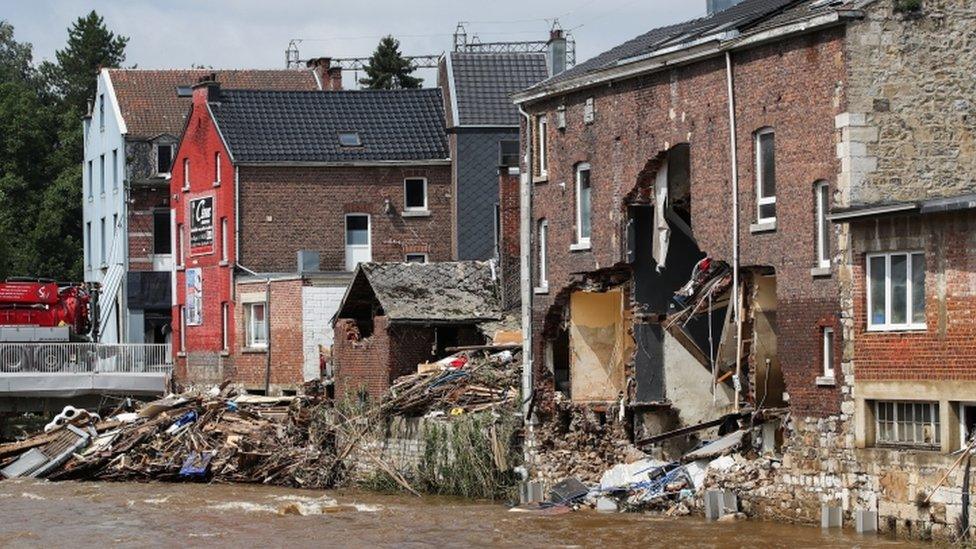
[331,261,503,400]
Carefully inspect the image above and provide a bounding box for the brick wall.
[229,277,305,391]
[126,185,170,272]
[498,168,521,310]
[333,316,392,400]
[238,164,453,272]
[522,28,846,417]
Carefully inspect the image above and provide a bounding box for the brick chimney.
[192,73,220,104]
[307,57,342,91]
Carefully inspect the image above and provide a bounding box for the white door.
[345,214,371,271]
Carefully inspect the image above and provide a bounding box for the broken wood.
[635,412,747,448]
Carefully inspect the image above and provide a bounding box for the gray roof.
[448,52,549,126]
[210,89,449,163]
[337,261,501,323]
[525,0,851,94]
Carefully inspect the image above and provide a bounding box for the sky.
[4,0,704,86]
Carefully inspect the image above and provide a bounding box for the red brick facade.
[498,168,521,310]
[520,29,847,417]
[229,277,305,390]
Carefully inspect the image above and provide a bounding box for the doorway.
[345,214,371,271]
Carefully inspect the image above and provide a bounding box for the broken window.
[537,219,548,290]
[535,115,548,178]
[815,181,830,268]
[246,303,268,348]
[755,128,776,222]
[404,178,427,211]
[576,163,591,245]
[875,400,940,449]
[153,210,172,255]
[157,144,173,175]
[405,253,427,263]
[866,251,925,331]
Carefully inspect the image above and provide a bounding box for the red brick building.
[171,79,451,392]
[510,0,858,445]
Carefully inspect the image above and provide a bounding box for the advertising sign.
[189,196,215,256]
[185,268,203,326]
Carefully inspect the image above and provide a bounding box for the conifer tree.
[359,35,422,89]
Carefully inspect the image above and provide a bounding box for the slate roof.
[106,69,320,139]
[210,89,449,163]
[448,52,549,126]
[338,261,501,323]
[524,0,854,94]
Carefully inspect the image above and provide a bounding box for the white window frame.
[822,327,834,379]
[874,400,940,449]
[575,163,592,247]
[815,181,830,268]
[537,219,548,291]
[405,253,428,263]
[536,115,548,178]
[221,217,228,263]
[755,127,776,223]
[221,302,229,352]
[112,149,119,191]
[99,154,105,195]
[85,222,92,268]
[403,177,428,212]
[87,160,93,199]
[99,217,106,266]
[179,305,186,352]
[246,302,268,349]
[99,94,105,131]
[182,158,190,191]
[866,251,926,332]
[176,223,185,268]
[214,151,221,186]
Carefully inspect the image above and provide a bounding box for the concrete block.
[822,504,843,528]
[856,510,878,534]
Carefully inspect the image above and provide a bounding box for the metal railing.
[0,343,173,374]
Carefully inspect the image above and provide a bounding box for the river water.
[0,479,912,548]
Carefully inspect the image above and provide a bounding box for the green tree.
[359,35,422,89]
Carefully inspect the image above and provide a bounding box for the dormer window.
[176,86,193,97]
[339,132,362,147]
[157,144,173,175]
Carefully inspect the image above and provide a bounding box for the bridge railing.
[0,343,173,374]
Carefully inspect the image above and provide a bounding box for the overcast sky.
[6,0,704,86]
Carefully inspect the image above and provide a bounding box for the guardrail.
[0,343,173,374]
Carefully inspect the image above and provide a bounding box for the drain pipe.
[725,50,742,412]
[517,105,535,423]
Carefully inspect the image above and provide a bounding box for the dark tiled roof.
[107,69,320,139]
[340,261,501,323]
[449,52,549,126]
[528,0,851,93]
[211,89,449,163]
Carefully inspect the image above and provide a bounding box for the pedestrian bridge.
[0,343,172,400]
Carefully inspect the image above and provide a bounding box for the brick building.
[332,261,500,400]
[171,78,451,393]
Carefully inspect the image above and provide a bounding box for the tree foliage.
[0,14,127,281]
[359,35,422,90]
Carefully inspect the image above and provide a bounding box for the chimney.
[326,66,343,91]
[707,0,742,15]
[192,73,220,104]
[306,57,339,90]
[547,28,567,77]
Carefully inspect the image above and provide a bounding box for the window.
[176,223,184,267]
[99,94,105,130]
[99,217,106,265]
[246,303,268,348]
[821,327,834,378]
[112,214,118,244]
[176,85,193,97]
[499,140,520,168]
[535,115,548,178]
[214,152,221,185]
[338,132,361,147]
[755,128,776,222]
[575,163,592,246]
[85,222,92,267]
[404,178,427,211]
[179,306,186,352]
[99,154,105,194]
[221,217,228,263]
[405,253,428,263]
[815,181,830,268]
[157,144,173,175]
[221,302,229,352]
[153,210,171,255]
[875,401,940,449]
[182,158,190,189]
[867,252,925,331]
[537,219,548,290]
[112,149,119,191]
[87,161,93,198]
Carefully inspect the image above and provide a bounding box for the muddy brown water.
[0,480,914,548]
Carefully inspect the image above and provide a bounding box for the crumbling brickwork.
[333,316,394,400]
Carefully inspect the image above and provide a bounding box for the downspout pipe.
[517,105,534,423]
[725,51,742,412]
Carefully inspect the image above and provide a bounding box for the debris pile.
[666,258,732,328]
[380,349,520,417]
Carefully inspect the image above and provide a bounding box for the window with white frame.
[182,158,190,190]
[99,154,105,194]
[575,163,592,246]
[755,128,776,222]
[99,94,105,130]
[179,305,186,352]
[535,115,548,178]
[867,251,925,331]
[815,181,830,268]
[221,302,229,352]
[99,217,106,265]
[875,400,940,449]
[537,219,548,290]
[112,149,119,191]
[821,327,834,378]
[404,178,427,212]
[176,223,184,267]
[85,222,92,267]
[246,302,268,348]
[405,253,428,263]
[221,217,228,263]
[87,161,93,198]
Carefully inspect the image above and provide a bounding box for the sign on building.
[189,196,214,256]
[185,267,203,326]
